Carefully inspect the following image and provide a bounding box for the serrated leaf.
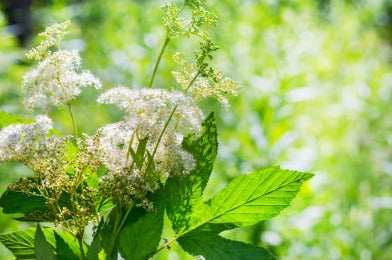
[87,207,121,260]
[35,224,57,260]
[0,227,81,259]
[165,112,218,232]
[179,230,276,260]
[0,228,36,259]
[117,190,164,260]
[0,188,46,215]
[53,231,80,260]
[0,111,34,129]
[184,167,313,233]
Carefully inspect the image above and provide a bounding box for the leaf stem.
[77,233,86,260]
[67,103,78,138]
[148,36,170,88]
[149,236,178,258]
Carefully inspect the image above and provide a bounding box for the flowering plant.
[0,1,312,259]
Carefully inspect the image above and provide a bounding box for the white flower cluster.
[98,87,203,176]
[23,50,101,111]
[26,20,71,61]
[0,115,53,162]
[172,52,241,107]
[97,87,203,204]
[23,21,101,111]
[98,87,202,136]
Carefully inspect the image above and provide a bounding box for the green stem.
[145,103,178,174]
[148,36,170,88]
[144,69,201,175]
[184,71,201,94]
[112,205,133,242]
[106,207,123,260]
[77,233,86,260]
[67,103,78,138]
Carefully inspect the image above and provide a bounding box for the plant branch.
[67,103,78,138]
[145,103,178,174]
[184,70,201,94]
[105,206,123,260]
[145,69,201,174]
[77,233,86,260]
[112,204,133,244]
[148,36,170,88]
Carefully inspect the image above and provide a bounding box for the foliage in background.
[0,0,391,259]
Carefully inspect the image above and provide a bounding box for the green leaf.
[0,188,46,215]
[96,199,115,213]
[0,227,81,259]
[85,170,99,188]
[35,224,57,260]
[0,228,36,259]
[185,167,313,233]
[53,231,80,260]
[179,230,276,260]
[87,207,121,260]
[0,110,34,129]
[86,219,106,260]
[128,136,149,170]
[165,112,218,233]
[96,165,109,177]
[64,140,78,163]
[117,190,164,260]
[0,178,74,222]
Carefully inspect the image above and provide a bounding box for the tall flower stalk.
[148,36,170,88]
[147,0,217,88]
[67,103,78,138]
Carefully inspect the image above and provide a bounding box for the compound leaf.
[165,112,218,233]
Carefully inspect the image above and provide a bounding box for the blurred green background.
[0,0,391,259]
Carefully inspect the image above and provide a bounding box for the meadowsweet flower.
[97,87,203,136]
[26,20,71,61]
[23,22,101,111]
[23,50,101,111]
[98,121,134,174]
[172,52,241,107]
[0,115,53,162]
[97,87,202,206]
